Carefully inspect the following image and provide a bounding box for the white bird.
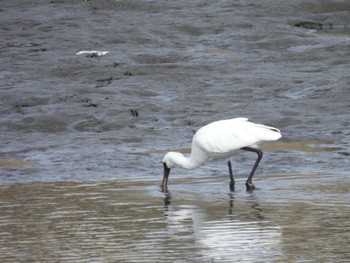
[162,117,282,191]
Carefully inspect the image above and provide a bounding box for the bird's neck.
[172,153,202,170]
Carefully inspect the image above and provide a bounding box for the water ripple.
[0,176,349,262]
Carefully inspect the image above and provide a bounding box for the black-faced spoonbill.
[162,117,282,191]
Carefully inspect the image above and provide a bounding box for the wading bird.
[162,118,282,191]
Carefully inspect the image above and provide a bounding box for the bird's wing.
[193,118,281,154]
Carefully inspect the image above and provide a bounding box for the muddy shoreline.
[1,0,349,184]
[1,0,350,261]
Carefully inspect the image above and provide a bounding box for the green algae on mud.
[133,140,342,157]
[0,159,39,168]
[260,140,343,153]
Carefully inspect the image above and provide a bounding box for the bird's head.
[162,152,180,169]
[162,152,191,188]
[162,152,176,188]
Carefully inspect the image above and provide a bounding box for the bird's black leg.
[241,147,263,191]
[227,160,235,191]
[161,163,171,192]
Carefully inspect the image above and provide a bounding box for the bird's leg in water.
[227,160,235,191]
[241,147,263,190]
[162,163,171,191]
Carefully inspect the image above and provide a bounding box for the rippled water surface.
[1,0,350,261]
[1,174,349,262]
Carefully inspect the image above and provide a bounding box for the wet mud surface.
[1,0,350,261]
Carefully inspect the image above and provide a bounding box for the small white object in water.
[76,50,109,56]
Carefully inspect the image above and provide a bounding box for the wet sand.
[1,0,350,261]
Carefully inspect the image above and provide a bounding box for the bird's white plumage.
[163,118,281,169]
[194,118,280,157]
[162,117,282,189]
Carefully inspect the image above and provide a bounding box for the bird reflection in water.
[161,190,282,261]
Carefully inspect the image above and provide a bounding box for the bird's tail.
[255,124,282,141]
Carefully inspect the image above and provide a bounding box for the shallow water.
[1,0,350,261]
[0,174,349,262]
